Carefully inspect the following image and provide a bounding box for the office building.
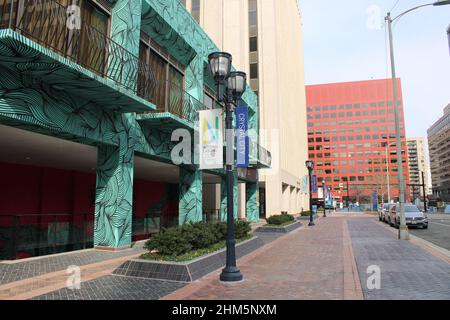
[306,79,410,204]
[427,104,450,201]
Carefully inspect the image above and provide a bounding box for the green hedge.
[144,220,251,256]
[265,213,295,225]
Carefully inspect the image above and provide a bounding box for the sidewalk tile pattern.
[0,244,145,285]
[348,218,450,300]
[32,275,186,300]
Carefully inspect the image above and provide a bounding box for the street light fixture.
[208,52,247,282]
[305,160,315,227]
[385,0,450,240]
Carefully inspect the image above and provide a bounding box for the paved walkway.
[2,213,450,300]
[349,218,450,299]
[163,215,363,300]
[0,242,146,299]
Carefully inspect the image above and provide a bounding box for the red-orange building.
[306,79,409,204]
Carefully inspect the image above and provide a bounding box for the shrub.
[144,220,252,256]
[234,220,251,239]
[266,213,295,225]
[144,227,192,256]
[301,211,311,217]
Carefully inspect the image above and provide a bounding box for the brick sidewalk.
[0,243,146,299]
[163,215,363,300]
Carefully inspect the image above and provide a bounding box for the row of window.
[307,101,401,112]
[308,122,405,129]
[314,174,407,184]
[307,109,397,119]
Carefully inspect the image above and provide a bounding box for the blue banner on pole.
[312,175,317,193]
[236,106,249,168]
[372,191,378,211]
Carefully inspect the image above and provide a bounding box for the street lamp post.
[305,160,315,226]
[385,0,450,240]
[322,180,327,217]
[208,52,247,282]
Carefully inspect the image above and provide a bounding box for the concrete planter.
[255,221,302,233]
[113,236,264,282]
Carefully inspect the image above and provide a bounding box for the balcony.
[136,80,209,128]
[0,0,155,113]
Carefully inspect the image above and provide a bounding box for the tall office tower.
[428,104,450,201]
[183,0,309,217]
[306,79,410,205]
[406,137,430,200]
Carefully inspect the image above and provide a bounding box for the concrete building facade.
[427,104,450,201]
[406,137,430,200]
[182,0,310,217]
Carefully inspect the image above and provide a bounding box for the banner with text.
[235,106,249,168]
[199,109,223,169]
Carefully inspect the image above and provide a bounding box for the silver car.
[390,204,428,229]
[379,203,395,223]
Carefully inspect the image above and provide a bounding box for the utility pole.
[422,171,427,212]
[386,12,409,240]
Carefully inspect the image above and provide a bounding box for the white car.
[444,205,450,214]
[390,204,429,229]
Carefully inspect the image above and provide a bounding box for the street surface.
[409,214,450,251]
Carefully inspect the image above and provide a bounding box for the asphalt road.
[409,214,450,251]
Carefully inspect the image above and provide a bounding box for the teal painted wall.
[0,0,261,250]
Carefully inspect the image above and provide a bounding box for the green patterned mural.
[0,0,262,253]
[246,182,259,222]
[179,167,202,224]
[95,143,134,248]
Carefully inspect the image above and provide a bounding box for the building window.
[139,35,185,115]
[192,0,200,23]
[249,37,258,52]
[250,63,258,79]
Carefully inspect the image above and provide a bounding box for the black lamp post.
[208,52,247,282]
[322,180,327,217]
[305,160,315,226]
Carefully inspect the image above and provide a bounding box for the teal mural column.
[109,0,142,90]
[220,172,239,221]
[246,182,259,222]
[179,167,203,224]
[94,143,134,249]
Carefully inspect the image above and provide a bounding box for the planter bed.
[255,221,302,233]
[113,236,264,282]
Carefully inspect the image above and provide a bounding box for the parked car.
[379,203,395,223]
[389,204,428,229]
[378,203,390,221]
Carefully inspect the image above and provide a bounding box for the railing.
[138,79,208,124]
[0,0,154,92]
[132,211,179,241]
[0,213,93,260]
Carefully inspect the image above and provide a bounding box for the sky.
[300,0,450,139]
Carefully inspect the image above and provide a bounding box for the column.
[94,144,134,249]
[179,167,203,224]
[246,182,259,222]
